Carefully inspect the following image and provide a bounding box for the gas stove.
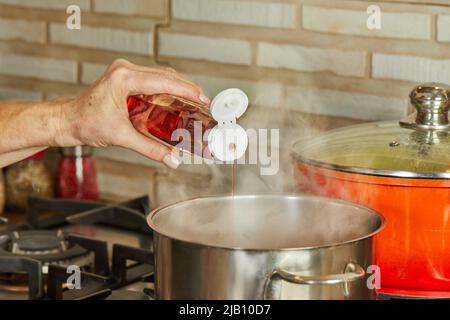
[0,196,155,300]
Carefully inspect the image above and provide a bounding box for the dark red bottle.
[56,146,99,200]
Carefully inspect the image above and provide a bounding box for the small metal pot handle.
[263,262,365,299]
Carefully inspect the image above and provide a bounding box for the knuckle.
[110,58,128,70]
[110,66,131,82]
[152,65,178,76]
[154,72,174,86]
[162,66,177,74]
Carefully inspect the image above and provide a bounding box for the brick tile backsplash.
[257,42,367,77]
[160,33,252,65]
[81,62,107,84]
[0,53,77,83]
[0,87,43,101]
[50,23,153,55]
[98,172,154,199]
[372,53,450,84]
[187,74,283,108]
[303,5,432,40]
[0,0,90,10]
[0,18,46,43]
[437,15,450,42]
[172,0,297,29]
[286,87,407,121]
[94,0,166,18]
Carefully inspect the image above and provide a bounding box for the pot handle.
[263,262,365,299]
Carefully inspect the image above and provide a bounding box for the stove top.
[0,195,155,300]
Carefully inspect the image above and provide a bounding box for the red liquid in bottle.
[127,94,217,156]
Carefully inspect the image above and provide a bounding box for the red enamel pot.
[292,83,450,298]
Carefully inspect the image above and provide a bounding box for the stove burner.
[10,231,67,255]
[0,230,91,266]
[0,195,153,300]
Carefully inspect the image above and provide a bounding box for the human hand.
[62,59,210,169]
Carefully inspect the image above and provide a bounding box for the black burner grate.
[0,195,154,300]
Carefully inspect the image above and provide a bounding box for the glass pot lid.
[292,83,450,179]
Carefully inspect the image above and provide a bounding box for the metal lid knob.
[400,83,450,131]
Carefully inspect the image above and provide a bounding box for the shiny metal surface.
[400,83,450,131]
[148,195,384,300]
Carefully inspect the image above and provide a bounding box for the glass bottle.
[127,88,249,162]
[56,146,99,200]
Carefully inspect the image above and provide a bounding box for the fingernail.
[200,93,210,104]
[163,152,182,169]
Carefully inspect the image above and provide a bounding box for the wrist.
[51,97,82,147]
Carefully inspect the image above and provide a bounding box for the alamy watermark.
[65,4,382,31]
[66,265,81,290]
[168,123,280,176]
[367,5,382,30]
[66,5,81,30]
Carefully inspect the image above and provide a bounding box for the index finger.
[125,70,210,105]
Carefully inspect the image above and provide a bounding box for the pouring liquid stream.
[230,143,238,246]
[230,142,237,196]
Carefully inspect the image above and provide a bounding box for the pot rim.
[291,151,450,180]
[147,194,386,252]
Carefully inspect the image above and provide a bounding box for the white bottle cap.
[208,89,249,162]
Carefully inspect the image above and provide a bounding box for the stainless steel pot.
[147,194,385,300]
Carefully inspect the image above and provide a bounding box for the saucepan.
[147,194,385,300]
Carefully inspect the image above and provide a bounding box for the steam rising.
[162,76,357,200]
[150,195,383,249]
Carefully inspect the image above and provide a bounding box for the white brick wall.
[81,62,107,84]
[372,53,450,84]
[160,33,251,65]
[257,42,366,77]
[187,74,283,108]
[50,23,153,55]
[303,6,431,40]
[0,18,46,43]
[0,53,77,82]
[0,87,43,101]
[437,15,450,42]
[286,87,407,121]
[172,0,297,29]
[98,172,153,199]
[94,0,166,18]
[0,0,90,10]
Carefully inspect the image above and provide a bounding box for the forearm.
[0,98,79,166]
